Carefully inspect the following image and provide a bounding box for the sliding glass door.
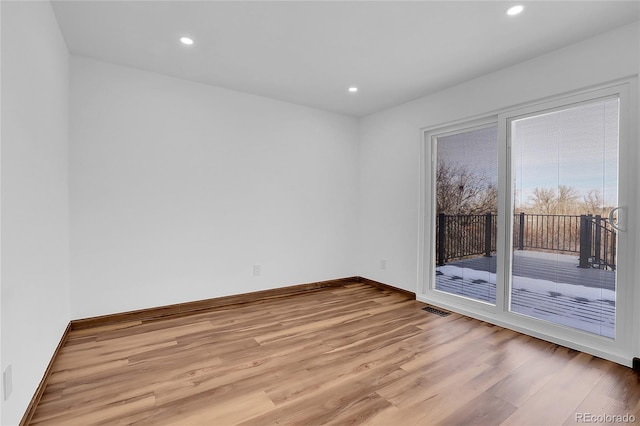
[508,97,619,338]
[425,83,633,355]
[433,124,498,305]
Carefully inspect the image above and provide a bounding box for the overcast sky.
[512,98,618,208]
[436,97,619,211]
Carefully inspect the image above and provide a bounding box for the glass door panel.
[434,124,498,304]
[509,98,619,338]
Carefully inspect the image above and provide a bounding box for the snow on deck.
[435,252,615,338]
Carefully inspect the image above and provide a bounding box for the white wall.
[357,21,639,353]
[69,57,359,319]
[0,2,71,424]
[635,30,640,363]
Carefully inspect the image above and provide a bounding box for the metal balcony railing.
[436,212,616,270]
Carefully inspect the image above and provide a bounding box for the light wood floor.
[31,282,640,425]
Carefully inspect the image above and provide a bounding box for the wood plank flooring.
[30,282,640,425]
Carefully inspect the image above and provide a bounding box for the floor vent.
[422,306,451,317]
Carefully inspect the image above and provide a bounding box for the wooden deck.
[449,250,615,291]
[436,251,615,338]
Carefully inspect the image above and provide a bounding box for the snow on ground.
[435,264,615,338]
[437,265,614,302]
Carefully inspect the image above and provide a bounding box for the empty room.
[2,1,640,425]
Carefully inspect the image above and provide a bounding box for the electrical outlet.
[3,365,12,401]
[380,259,387,270]
[253,264,261,276]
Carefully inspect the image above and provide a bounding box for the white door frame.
[417,80,637,366]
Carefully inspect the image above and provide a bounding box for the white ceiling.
[51,1,640,117]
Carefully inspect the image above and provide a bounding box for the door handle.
[608,206,626,232]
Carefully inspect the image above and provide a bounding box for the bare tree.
[436,160,496,215]
[582,189,608,215]
[528,186,608,215]
[556,185,581,214]
[529,187,557,214]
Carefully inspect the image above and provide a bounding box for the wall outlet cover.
[3,365,12,401]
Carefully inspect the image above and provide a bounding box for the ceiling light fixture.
[348,87,358,93]
[506,5,525,16]
[180,36,194,45]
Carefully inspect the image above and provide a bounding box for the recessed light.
[180,36,194,45]
[348,87,358,93]
[506,5,525,16]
